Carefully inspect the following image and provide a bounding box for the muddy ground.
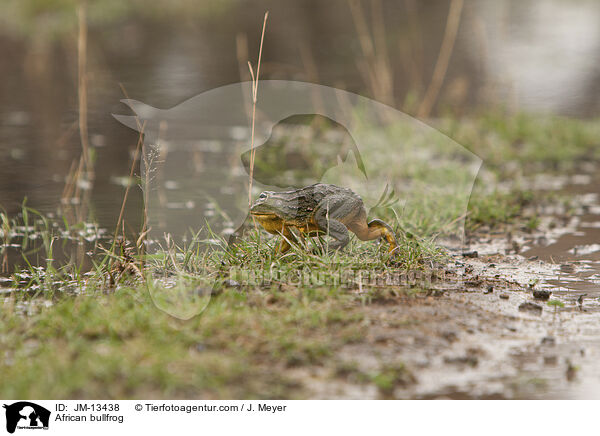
[296,174,600,399]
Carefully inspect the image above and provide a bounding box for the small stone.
[533,290,551,300]
[566,360,577,382]
[462,251,478,258]
[519,302,543,315]
[484,286,494,294]
[443,355,478,367]
[499,294,509,300]
[512,241,521,254]
[541,336,555,346]
[442,331,458,342]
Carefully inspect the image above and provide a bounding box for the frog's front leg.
[313,198,351,251]
[277,226,298,254]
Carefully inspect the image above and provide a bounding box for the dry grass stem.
[247,11,269,208]
[349,0,394,106]
[77,1,93,180]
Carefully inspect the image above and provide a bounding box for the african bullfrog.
[250,183,398,254]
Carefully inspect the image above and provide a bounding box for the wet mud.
[299,173,600,399]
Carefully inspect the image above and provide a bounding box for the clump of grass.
[1,208,14,273]
[547,299,565,308]
[0,203,135,296]
[547,299,565,318]
[215,226,444,290]
[370,362,416,398]
[467,189,535,231]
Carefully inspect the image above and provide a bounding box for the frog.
[249,183,398,254]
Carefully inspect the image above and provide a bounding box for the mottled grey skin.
[250,183,398,254]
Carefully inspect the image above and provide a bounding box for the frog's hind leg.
[348,209,399,253]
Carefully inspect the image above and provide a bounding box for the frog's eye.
[258,192,268,200]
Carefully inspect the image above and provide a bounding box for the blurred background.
[1,0,599,229]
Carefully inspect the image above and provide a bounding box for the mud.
[298,173,600,399]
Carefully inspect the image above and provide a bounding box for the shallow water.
[522,175,600,296]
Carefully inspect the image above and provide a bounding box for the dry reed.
[349,0,394,107]
[247,12,269,208]
[417,0,464,118]
[77,1,93,179]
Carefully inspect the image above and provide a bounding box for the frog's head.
[250,190,298,221]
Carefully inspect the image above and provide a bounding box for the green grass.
[370,362,416,397]
[467,189,535,231]
[442,111,600,173]
[0,282,425,398]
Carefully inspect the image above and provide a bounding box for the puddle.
[464,172,600,296]
[522,174,600,294]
